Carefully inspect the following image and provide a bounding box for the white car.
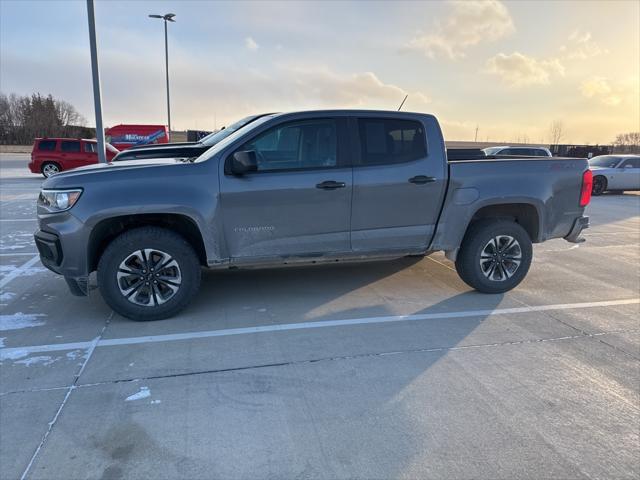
[482,146,552,157]
[588,155,640,195]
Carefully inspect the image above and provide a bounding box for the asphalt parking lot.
[1,152,638,480]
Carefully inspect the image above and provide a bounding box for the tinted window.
[497,148,514,155]
[589,156,621,168]
[84,142,97,153]
[509,148,531,156]
[620,158,640,168]
[38,140,56,151]
[482,147,502,155]
[61,141,81,153]
[527,149,545,156]
[358,118,426,165]
[237,119,337,172]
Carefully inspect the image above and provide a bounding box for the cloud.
[405,0,515,59]
[560,30,607,60]
[580,77,622,106]
[485,52,565,87]
[284,67,431,108]
[0,36,434,131]
[245,37,259,51]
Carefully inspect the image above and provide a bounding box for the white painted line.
[0,252,39,257]
[0,218,37,222]
[1,298,638,359]
[0,255,40,289]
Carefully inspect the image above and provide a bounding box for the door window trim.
[224,117,349,175]
[352,116,429,167]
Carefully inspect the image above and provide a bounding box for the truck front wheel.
[455,220,532,294]
[97,227,201,321]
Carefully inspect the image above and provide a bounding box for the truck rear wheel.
[455,220,532,294]
[97,227,201,321]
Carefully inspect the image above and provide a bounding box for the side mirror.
[229,150,258,175]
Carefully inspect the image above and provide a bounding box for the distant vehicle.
[588,155,640,195]
[482,146,552,157]
[36,110,591,320]
[112,114,274,162]
[106,124,169,151]
[447,148,487,161]
[28,138,119,177]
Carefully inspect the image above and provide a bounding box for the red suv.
[29,138,119,177]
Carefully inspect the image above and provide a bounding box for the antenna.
[397,94,408,111]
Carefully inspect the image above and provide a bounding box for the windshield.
[482,147,503,155]
[195,114,277,162]
[199,115,264,147]
[589,156,620,168]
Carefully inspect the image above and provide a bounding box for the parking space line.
[1,298,637,358]
[0,218,37,222]
[0,252,39,257]
[0,255,40,288]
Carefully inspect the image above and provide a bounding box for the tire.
[455,219,533,294]
[592,176,607,196]
[97,227,201,321]
[41,162,61,178]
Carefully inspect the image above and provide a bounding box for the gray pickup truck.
[35,110,592,320]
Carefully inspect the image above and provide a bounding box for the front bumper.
[564,215,589,243]
[34,230,63,272]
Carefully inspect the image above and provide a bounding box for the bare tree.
[548,120,564,146]
[0,91,90,144]
[56,100,86,128]
[613,132,640,154]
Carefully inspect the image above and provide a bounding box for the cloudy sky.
[1,0,638,143]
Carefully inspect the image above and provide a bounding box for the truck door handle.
[316,180,346,190]
[408,175,436,184]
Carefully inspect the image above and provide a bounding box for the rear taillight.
[580,169,593,207]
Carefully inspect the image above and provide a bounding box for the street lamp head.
[148,13,176,22]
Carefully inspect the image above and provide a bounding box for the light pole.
[86,0,107,163]
[149,13,175,136]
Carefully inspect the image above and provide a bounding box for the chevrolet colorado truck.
[35,110,592,320]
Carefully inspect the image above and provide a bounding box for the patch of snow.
[0,349,29,361]
[66,350,87,360]
[0,264,47,275]
[258,308,267,312]
[15,355,59,367]
[150,400,161,405]
[125,386,151,402]
[0,337,5,348]
[0,312,46,331]
[0,292,15,301]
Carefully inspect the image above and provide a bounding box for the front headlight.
[38,189,83,212]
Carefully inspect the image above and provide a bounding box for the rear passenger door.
[351,116,447,251]
[219,117,353,259]
[60,140,83,169]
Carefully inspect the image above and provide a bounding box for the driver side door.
[219,117,353,261]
